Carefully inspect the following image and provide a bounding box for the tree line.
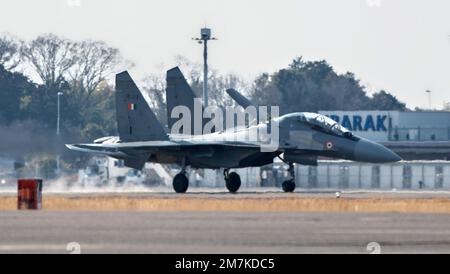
[0,33,120,140]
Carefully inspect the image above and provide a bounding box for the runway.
[1,211,450,254]
[1,188,450,253]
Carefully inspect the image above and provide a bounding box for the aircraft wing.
[66,140,265,170]
[66,140,262,154]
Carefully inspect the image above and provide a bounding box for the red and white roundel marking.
[326,142,333,150]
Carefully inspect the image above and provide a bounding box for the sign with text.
[319,111,399,142]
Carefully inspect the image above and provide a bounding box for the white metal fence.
[193,161,450,190]
[295,161,450,190]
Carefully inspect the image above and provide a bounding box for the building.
[319,111,450,160]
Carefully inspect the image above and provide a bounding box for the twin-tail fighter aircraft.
[67,67,401,193]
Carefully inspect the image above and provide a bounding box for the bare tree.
[67,40,122,109]
[208,72,248,107]
[21,34,77,88]
[443,101,450,111]
[173,55,249,107]
[174,55,203,87]
[22,34,124,107]
[142,73,167,125]
[0,34,21,70]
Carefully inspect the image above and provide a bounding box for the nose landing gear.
[281,162,296,193]
[224,169,241,193]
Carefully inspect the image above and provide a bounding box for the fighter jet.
[67,67,402,193]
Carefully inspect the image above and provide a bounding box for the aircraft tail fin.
[166,67,204,134]
[115,71,168,142]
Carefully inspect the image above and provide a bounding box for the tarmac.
[0,210,450,254]
[1,188,450,254]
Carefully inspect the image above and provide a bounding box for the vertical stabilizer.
[166,67,206,135]
[116,71,168,142]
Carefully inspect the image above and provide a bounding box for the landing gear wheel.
[282,180,296,193]
[277,157,297,193]
[225,172,241,193]
[173,173,189,193]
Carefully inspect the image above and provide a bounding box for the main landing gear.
[281,161,296,193]
[173,159,189,193]
[173,171,189,193]
[224,169,241,193]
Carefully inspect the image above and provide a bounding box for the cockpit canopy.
[297,113,353,138]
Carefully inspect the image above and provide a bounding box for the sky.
[1,0,450,109]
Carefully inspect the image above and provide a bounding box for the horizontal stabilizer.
[226,88,264,125]
[226,88,255,108]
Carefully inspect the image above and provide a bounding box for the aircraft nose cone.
[354,139,402,163]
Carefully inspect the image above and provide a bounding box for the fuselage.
[76,112,401,170]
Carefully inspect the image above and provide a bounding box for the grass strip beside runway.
[1,195,450,213]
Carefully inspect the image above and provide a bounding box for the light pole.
[425,90,432,110]
[56,92,63,176]
[57,92,63,135]
[193,28,217,107]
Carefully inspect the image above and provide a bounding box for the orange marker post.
[17,179,43,210]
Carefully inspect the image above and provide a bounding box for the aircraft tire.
[225,172,241,193]
[173,173,189,193]
[282,180,296,193]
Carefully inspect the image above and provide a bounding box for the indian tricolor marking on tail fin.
[128,103,136,110]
